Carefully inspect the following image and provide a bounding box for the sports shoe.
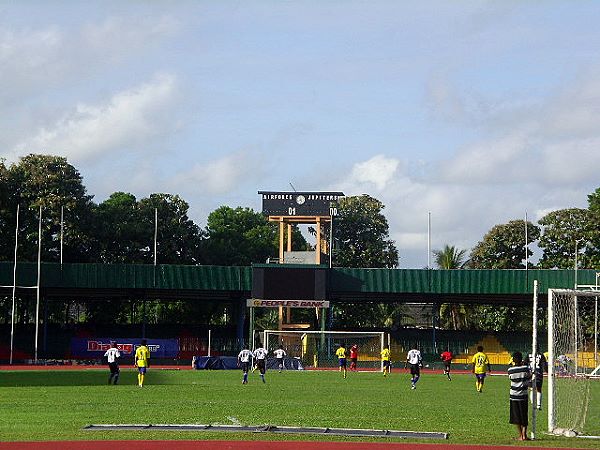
[411,385,416,390]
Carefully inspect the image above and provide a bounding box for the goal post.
[548,288,599,437]
[263,330,386,371]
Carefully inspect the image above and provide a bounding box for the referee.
[104,341,121,385]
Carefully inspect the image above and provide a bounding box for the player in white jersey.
[273,345,286,372]
[253,343,269,383]
[103,341,121,385]
[404,345,423,390]
[238,345,253,384]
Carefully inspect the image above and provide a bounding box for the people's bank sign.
[71,338,179,358]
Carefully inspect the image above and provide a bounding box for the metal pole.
[525,212,528,270]
[60,205,64,267]
[574,241,578,289]
[9,204,20,365]
[548,289,555,433]
[208,329,212,357]
[531,280,538,440]
[154,208,158,266]
[427,212,431,269]
[329,216,333,268]
[35,205,42,363]
[595,273,599,367]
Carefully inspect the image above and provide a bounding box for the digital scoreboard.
[259,191,344,216]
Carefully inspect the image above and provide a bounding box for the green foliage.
[334,195,398,268]
[470,219,540,269]
[538,208,592,269]
[204,206,278,265]
[433,245,467,269]
[2,154,96,262]
[2,369,600,446]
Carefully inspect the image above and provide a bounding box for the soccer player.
[381,344,391,377]
[528,351,548,410]
[405,344,422,389]
[335,344,347,378]
[134,339,150,388]
[253,343,268,383]
[349,344,358,371]
[440,349,453,381]
[104,341,120,385]
[471,345,491,393]
[238,344,253,384]
[508,351,531,441]
[273,345,286,372]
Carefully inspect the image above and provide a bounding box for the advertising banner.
[247,299,330,308]
[70,338,179,358]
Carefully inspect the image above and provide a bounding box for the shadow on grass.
[0,369,177,387]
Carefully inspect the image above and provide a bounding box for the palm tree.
[433,245,468,269]
[434,245,469,329]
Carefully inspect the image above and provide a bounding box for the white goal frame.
[263,330,387,371]
[548,288,600,436]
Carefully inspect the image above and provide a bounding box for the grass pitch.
[1,368,599,448]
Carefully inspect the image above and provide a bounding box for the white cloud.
[8,74,179,163]
[170,152,266,196]
[344,154,400,191]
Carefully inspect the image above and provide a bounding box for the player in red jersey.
[349,344,359,371]
[440,349,453,381]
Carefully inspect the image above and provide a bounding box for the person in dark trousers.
[104,341,120,385]
[508,351,531,441]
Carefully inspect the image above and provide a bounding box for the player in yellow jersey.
[335,344,347,378]
[381,344,391,377]
[471,345,491,393]
[134,339,151,387]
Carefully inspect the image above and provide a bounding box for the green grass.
[1,368,599,448]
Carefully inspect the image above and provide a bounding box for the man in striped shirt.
[508,351,531,441]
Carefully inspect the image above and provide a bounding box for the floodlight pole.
[9,204,20,365]
[34,205,42,363]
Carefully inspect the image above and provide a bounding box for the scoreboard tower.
[258,191,344,264]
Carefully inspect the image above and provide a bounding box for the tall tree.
[0,159,10,259]
[585,188,600,268]
[433,245,468,269]
[138,193,204,264]
[204,206,278,266]
[469,220,540,269]
[334,195,398,268]
[434,245,468,330]
[93,192,146,263]
[5,154,95,262]
[538,208,592,269]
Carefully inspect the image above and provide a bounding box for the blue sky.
[2,1,600,267]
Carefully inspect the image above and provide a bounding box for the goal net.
[548,289,599,436]
[263,330,386,371]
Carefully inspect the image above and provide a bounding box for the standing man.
[335,344,347,378]
[238,344,253,384]
[528,351,548,410]
[440,349,453,381]
[405,344,422,390]
[472,345,491,393]
[381,344,391,377]
[508,351,531,441]
[253,342,268,383]
[273,345,286,372]
[134,339,150,388]
[349,345,359,372]
[104,341,120,385]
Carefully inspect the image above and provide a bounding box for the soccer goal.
[548,288,600,437]
[263,330,387,371]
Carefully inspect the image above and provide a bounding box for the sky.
[2,1,600,268]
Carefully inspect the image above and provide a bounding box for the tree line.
[2,154,599,331]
